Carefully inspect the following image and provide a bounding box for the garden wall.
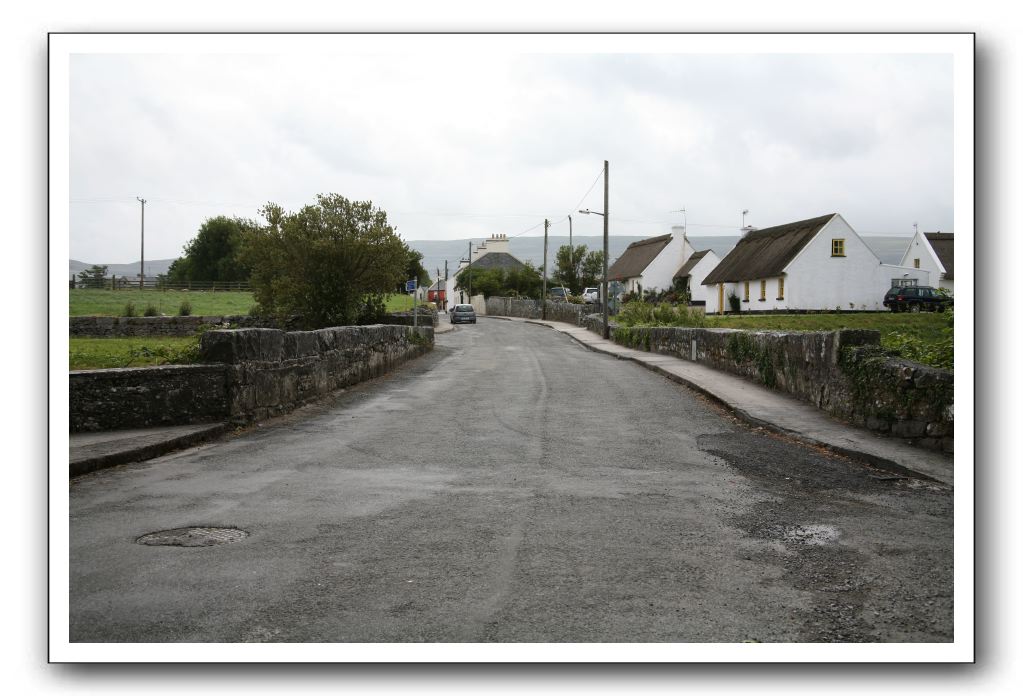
[586,319,953,452]
[485,296,603,325]
[69,324,434,432]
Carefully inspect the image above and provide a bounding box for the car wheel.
[910,303,921,313]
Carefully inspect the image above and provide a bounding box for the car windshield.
[455,306,473,312]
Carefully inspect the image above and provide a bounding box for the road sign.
[405,279,417,292]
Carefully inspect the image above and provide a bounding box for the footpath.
[495,316,954,486]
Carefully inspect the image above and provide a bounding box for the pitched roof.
[607,234,672,281]
[924,232,954,280]
[701,214,835,285]
[455,251,527,275]
[673,249,711,279]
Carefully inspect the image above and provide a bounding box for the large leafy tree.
[405,249,431,290]
[76,264,108,288]
[551,244,587,294]
[240,194,412,328]
[580,250,606,290]
[168,216,254,282]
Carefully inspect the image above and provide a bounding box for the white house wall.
[783,215,886,310]
[900,230,952,292]
[687,251,720,305]
[635,236,695,294]
[702,215,932,313]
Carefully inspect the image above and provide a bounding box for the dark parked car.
[883,285,952,313]
[450,304,477,324]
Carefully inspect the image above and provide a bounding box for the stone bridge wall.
[590,320,952,452]
[69,324,433,432]
[70,312,437,337]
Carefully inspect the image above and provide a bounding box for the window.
[777,277,785,300]
[831,239,845,257]
[914,258,920,269]
[744,281,750,302]
[759,279,766,301]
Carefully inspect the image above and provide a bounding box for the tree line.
[89,192,606,326]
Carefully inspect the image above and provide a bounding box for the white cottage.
[899,230,954,293]
[672,249,721,307]
[607,228,697,296]
[701,213,926,314]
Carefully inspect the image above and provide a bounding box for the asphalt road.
[69,318,953,642]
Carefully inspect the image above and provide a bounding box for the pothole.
[136,527,248,547]
[769,524,840,546]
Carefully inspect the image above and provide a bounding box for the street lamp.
[578,160,610,338]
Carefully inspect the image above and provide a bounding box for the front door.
[718,283,724,314]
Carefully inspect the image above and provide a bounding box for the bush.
[143,304,159,317]
[728,292,741,313]
[122,303,136,317]
[882,307,953,371]
[178,301,192,316]
[615,301,706,328]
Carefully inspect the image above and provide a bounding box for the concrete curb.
[523,319,946,484]
[70,423,229,478]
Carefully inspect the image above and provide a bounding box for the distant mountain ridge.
[70,235,913,282]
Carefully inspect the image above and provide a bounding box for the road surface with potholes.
[69,318,952,642]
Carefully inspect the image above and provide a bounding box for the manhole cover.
[136,527,248,547]
[779,524,840,546]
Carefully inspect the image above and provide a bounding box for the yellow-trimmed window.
[778,277,785,300]
[914,258,920,269]
[760,279,766,301]
[744,281,750,301]
[832,239,845,257]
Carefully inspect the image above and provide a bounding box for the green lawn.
[69,289,427,317]
[69,336,200,370]
[69,289,256,317]
[701,312,950,346]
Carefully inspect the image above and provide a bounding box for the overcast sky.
[69,49,953,264]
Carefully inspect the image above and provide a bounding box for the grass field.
[69,336,200,370]
[69,289,424,317]
[69,289,256,317]
[701,312,950,346]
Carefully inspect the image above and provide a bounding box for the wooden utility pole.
[542,218,549,320]
[602,160,610,339]
[467,241,472,301]
[444,259,448,311]
[136,197,146,290]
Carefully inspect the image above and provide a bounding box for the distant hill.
[69,258,177,279]
[68,234,911,283]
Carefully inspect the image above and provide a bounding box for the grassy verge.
[70,290,428,317]
[702,312,949,346]
[69,337,201,370]
[70,289,256,317]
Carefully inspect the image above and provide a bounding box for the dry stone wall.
[485,296,602,325]
[70,364,230,431]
